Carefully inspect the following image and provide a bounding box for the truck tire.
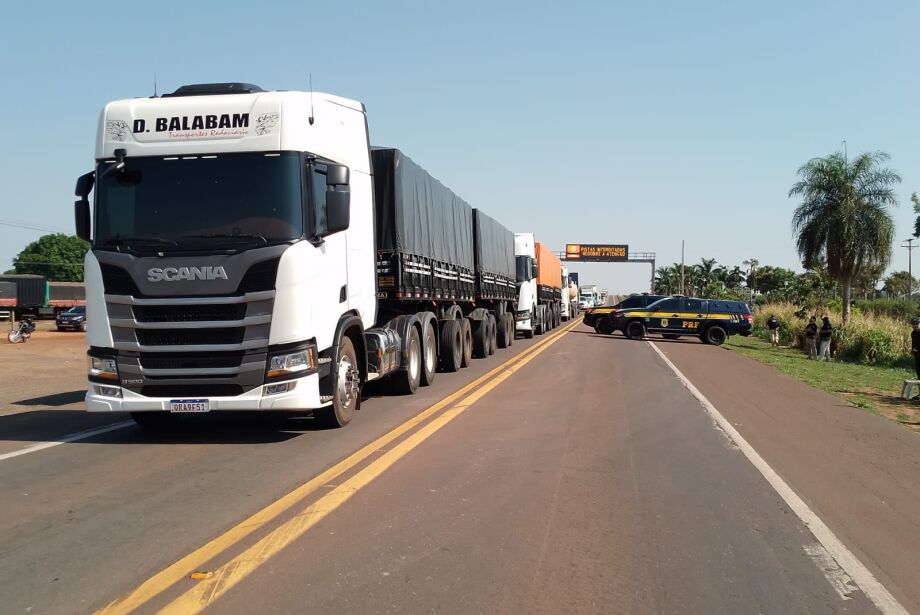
[461,318,473,368]
[504,313,514,346]
[535,306,545,336]
[315,336,361,428]
[497,313,511,349]
[439,319,462,372]
[485,314,495,355]
[704,326,727,346]
[391,326,421,395]
[130,412,180,429]
[420,322,437,386]
[472,318,488,358]
[523,325,534,339]
[625,321,646,340]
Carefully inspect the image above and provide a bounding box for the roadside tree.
[13,233,89,281]
[790,151,899,324]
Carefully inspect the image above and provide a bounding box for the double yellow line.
[99,318,579,615]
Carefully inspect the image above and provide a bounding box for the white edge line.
[646,340,909,615]
[0,420,134,462]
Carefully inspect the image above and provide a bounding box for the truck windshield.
[515,256,530,283]
[94,152,303,253]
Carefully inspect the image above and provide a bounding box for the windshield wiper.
[185,233,269,244]
[102,235,179,252]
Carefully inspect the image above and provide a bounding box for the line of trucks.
[0,275,85,316]
[74,82,580,427]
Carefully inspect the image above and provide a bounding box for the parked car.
[56,305,87,332]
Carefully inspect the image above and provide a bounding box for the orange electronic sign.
[565,244,628,262]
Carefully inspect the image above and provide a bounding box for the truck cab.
[514,233,538,338]
[76,83,375,426]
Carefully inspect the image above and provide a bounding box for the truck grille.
[133,304,246,323]
[139,352,244,370]
[136,328,245,347]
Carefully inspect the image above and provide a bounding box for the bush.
[853,298,920,320]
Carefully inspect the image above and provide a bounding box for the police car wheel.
[626,321,645,340]
[704,326,727,346]
[597,318,615,335]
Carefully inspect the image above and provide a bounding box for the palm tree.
[724,266,745,292]
[790,151,899,323]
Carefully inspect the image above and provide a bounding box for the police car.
[584,294,665,334]
[613,296,752,345]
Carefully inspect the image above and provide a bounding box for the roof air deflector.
[163,83,264,97]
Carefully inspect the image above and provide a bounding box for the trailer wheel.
[315,336,360,428]
[391,326,421,395]
[439,319,462,372]
[130,412,180,429]
[420,322,437,386]
[625,321,646,340]
[497,313,511,349]
[487,314,497,355]
[535,306,545,336]
[472,318,488,359]
[460,318,473,368]
[505,313,515,346]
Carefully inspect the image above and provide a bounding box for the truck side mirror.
[325,189,350,235]
[74,172,94,241]
[322,163,350,235]
[326,164,349,186]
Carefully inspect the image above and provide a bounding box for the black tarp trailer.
[368,148,516,382]
[473,209,516,302]
[372,148,475,304]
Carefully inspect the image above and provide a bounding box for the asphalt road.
[1,320,917,614]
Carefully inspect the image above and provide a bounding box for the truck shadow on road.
[13,390,86,407]
[1,410,339,446]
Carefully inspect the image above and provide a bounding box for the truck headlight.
[266,347,317,379]
[89,356,118,381]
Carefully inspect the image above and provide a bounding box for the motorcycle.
[8,317,36,343]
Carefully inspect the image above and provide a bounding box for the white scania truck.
[513,234,562,338]
[75,82,518,428]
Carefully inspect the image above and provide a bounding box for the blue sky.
[1,1,918,293]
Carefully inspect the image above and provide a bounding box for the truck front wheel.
[315,337,360,428]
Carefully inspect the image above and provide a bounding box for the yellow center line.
[97,318,579,615]
[158,318,576,614]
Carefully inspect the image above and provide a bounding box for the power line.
[0,218,69,234]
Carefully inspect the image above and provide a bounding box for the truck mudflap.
[84,373,326,412]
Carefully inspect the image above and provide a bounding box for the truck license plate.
[169,399,210,413]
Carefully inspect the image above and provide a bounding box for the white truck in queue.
[513,234,563,338]
[579,285,599,309]
[559,264,578,321]
[74,82,522,428]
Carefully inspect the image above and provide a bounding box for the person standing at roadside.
[819,315,833,361]
[766,314,780,347]
[911,317,920,379]
[804,316,818,359]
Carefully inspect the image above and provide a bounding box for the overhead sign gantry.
[561,244,657,292]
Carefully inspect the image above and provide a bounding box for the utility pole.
[902,238,917,298]
[680,240,685,295]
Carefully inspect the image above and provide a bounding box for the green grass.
[725,334,913,415]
